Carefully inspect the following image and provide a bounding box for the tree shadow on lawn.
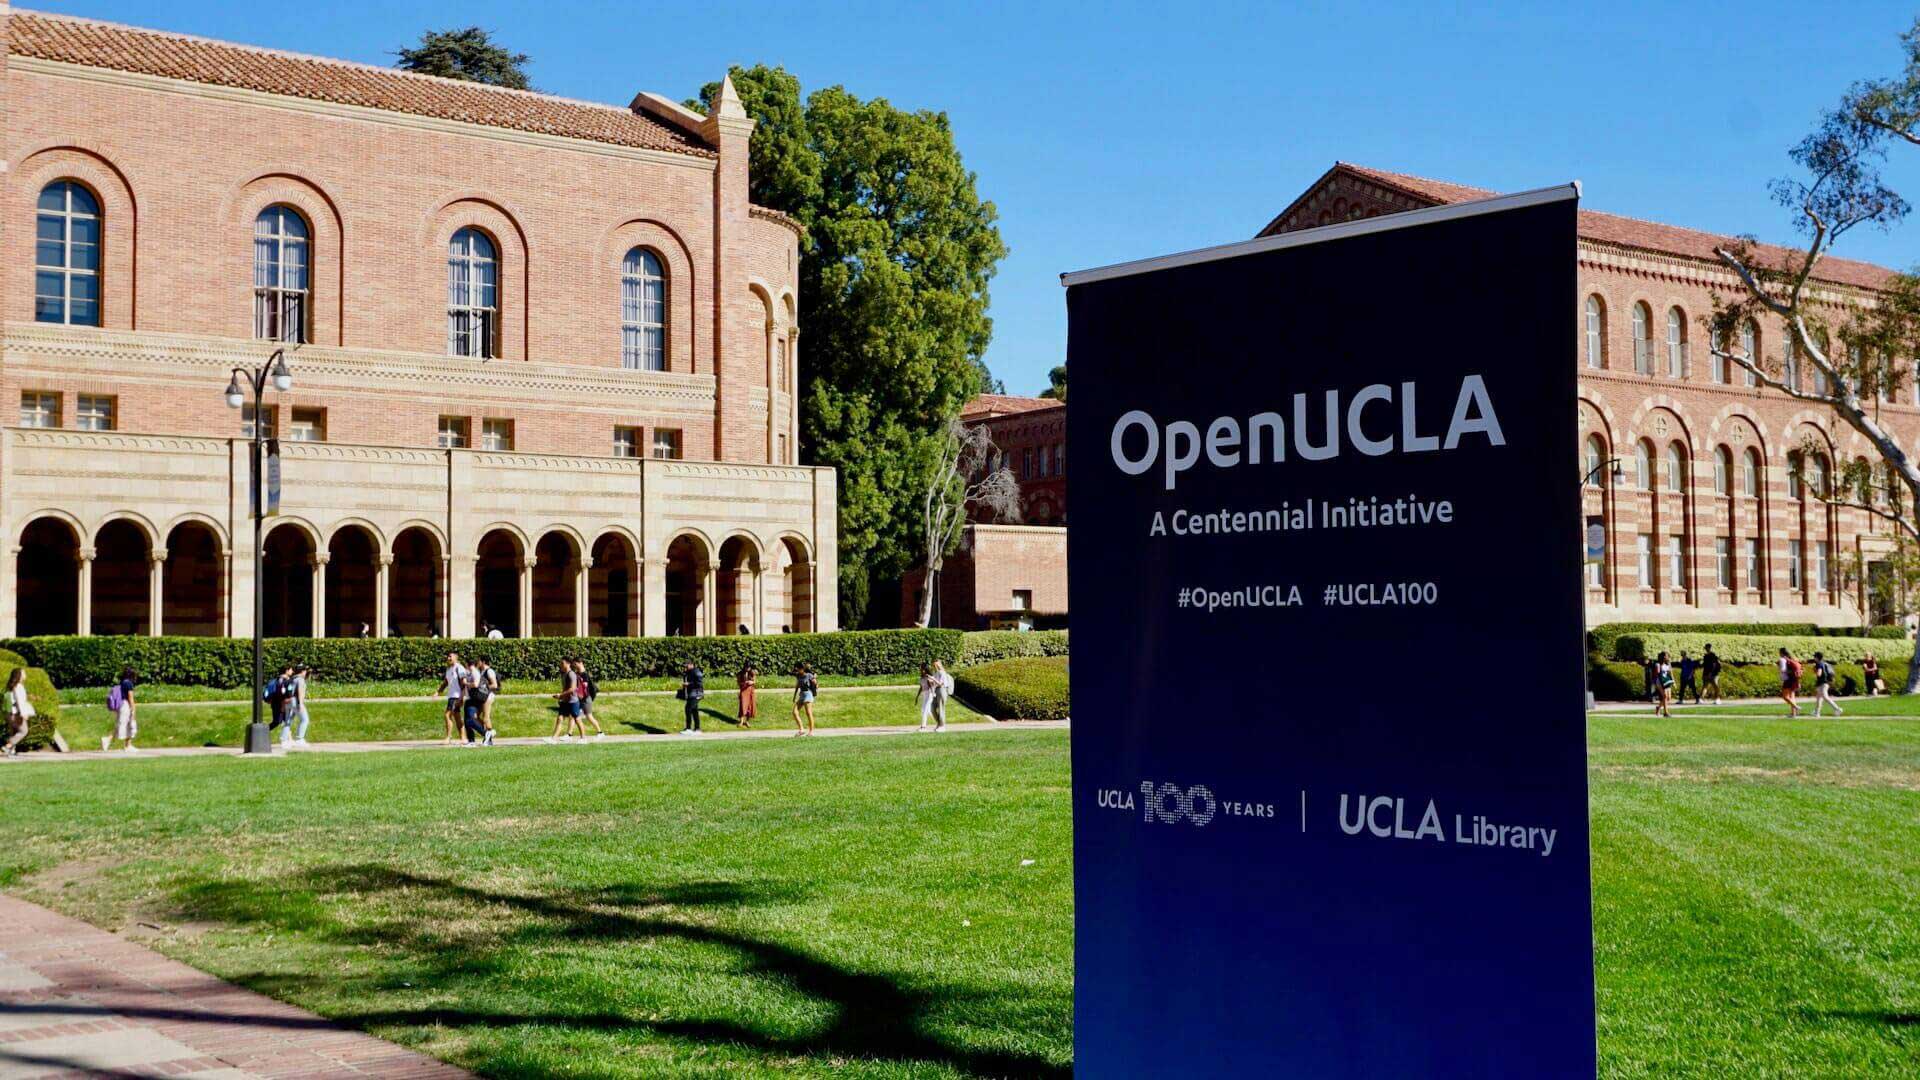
[166,864,1069,1079]
[1806,1007,1920,1028]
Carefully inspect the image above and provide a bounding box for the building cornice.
[2,323,720,416]
[1577,238,1872,309]
[11,56,717,174]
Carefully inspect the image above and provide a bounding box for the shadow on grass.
[1811,1008,1920,1028]
[165,864,1069,1078]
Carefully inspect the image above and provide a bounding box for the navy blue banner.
[1064,189,1594,1077]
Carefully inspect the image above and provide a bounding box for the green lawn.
[1628,693,1920,719]
[1,720,1916,1076]
[56,686,977,748]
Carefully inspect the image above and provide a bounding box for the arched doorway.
[390,527,444,637]
[589,532,639,636]
[776,536,814,634]
[325,525,378,637]
[474,529,523,637]
[16,517,80,636]
[717,535,761,635]
[262,524,315,637]
[532,531,580,637]
[91,519,152,636]
[163,521,224,636]
[664,534,710,637]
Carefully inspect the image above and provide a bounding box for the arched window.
[1740,321,1760,387]
[1585,296,1605,369]
[621,247,666,371]
[1787,450,1804,500]
[1665,442,1686,493]
[1742,447,1762,498]
[1812,454,1831,499]
[447,228,498,358]
[1710,326,1728,384]
[1783,335,1798,391]
[1632,302,1653,374]
[1666,306,1686,377]
[253,205,309,343]
[1584,435,1605,487]
[1635,441,1653,490]
[1714,446,1733,496]
[34,181,101,326]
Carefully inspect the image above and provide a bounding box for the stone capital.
[148,547,169,565]
[377,553,396,567]
[77,546,97,562]
[309,552,331,567]
[520,557,540,571]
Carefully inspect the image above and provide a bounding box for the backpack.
[106,683,124,712]
[263,677,287,706]
[1787,658,1804,681]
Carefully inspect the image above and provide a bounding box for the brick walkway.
[0,895,467,1079]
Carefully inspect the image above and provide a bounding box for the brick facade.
[1266,163,1909,627]
[962,394,1066,525]
[0,6,833,639]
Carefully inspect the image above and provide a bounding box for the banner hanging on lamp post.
[1061,184,1595,1077]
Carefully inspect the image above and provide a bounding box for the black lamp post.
[225,349,293,755]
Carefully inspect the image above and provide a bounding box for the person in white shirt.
[441,652,467,744]
[930,659,955,732]
[917,664,938,731]
[486,624,505,640]
[290,664,313,746]
[3,669,33,756]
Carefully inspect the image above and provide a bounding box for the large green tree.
[396,27,532,89]
[693,67,1008,626]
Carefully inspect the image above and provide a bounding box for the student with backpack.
[463,659,495,746]
[1779,647,1803,717]
[790,663,817,737]
[440,652,467,745]
[1651,651,1675,718]
[1677,651,1701,705]
[548,660,583,743]
[1701,645,1723,703]
[102,668,139,752]
[1811,651,1845,717]
[477,657,502,736]
[264,664,296,748]
[680,661,706,735]
[574,660,606,738]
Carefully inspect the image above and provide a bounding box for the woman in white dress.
[2,669,32,756]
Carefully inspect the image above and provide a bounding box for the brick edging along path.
[0,893,469,1078]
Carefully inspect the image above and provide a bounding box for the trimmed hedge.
[0,630,965,690]
[1616,633,1910,665]
[952,655,1069,721]
[1590,621,1904,658]
[1589,655,1908,700]
[0,662,61,751]
[956,629,1070,666]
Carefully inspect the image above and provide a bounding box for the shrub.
[957,629,1070,666]
[0,663,62,751]
[1589,621,1904,658]
[0,630,965,690]
[951,655,1069,720]
[1615,632,1905,665]
[1588,652,1907,700]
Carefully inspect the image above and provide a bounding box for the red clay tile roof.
[962,394,1065,420]
[8,10,715,159]
[1324,162,1894,292]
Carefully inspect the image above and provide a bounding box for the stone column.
[76,546,95,637]
[147,547,168,637]
[788,330,802,461]
[752,565,766,635]
[518,556,536,638]
[642,556,666,637]
[375,553,393,638]
[574,556,594,637]
[700,561,717,637]
[446,554,471,638]
[221,548,237,637]
[1,546,18,640]
[765,320,779,461]
[309,551,330,638]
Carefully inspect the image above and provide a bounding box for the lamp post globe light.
[226,349,292,755]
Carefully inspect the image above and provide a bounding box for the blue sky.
[28,1,1920,395]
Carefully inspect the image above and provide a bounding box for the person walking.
[930,659,955,732]
[916,663,937,731]
[548,660,582,743]
[1677,650,1701,705]
[791,663,817,736]
[3,669,34,757]
[1641,657,1657,704]
[1863,653,1885,696]
[574,660,606,739]
[681,661,706,734]
[289,663,314,747]
[476,657,502,737]
[737,664,758,729]
[102,667,139,752]
[464,660,495,746]
[1702,645,1723,703]
[441,652,467,744]
[1651,652,1675,717]
[267,664,298,748]
[1779,647,1803,717]
[1811,651,1845,717]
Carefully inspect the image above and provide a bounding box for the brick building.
[0,6,835,640]
[964,393,1065,525]
[1265,163,1909,626]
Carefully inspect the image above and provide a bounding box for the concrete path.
[10,720,1070,762]
[85,684,923,710]
[0,894,466,1079]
